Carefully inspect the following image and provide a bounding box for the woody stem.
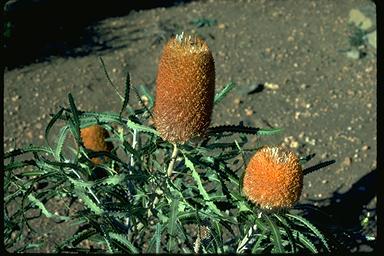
[167,143,178,177]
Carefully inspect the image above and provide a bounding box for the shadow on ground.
[3,0,192,70]
[297,169,377,252]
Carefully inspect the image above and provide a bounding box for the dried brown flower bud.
[243,146,303,210]
[153,32,215,143]
[80,125,113,165]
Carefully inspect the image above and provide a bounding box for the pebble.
[26,131,33,139]
[233,98,242,105]
[11,95,21,102]
[35,123,43,129]
[264,82,279,90]
[343,157,352,166]
[362,145,370,151]
[245,108,253,116]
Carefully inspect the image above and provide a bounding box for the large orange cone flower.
[243,146,303,210]
[80,125,113,165]
[153,32,215,143]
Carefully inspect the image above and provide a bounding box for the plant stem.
[130,129,138,166]
[167,143,178,177]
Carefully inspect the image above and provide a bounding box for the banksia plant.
[5,47,334,253]
[153,32,215,143]
[243,146,303,210]
[80,124,113,165]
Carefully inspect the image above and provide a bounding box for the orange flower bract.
[243,146,303,210]
[153,33,215,143]
[80,125,113,165]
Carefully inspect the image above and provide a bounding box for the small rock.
[343,157,352,166]
[26,131,33,139]
[264,82,279,90]
[365,31,376,49]
[11,95,20,102]
[245,108,253,117]
[290,140,299,149]
[362,145,370,151]
[349,8,373,30]
[35,123,43,129]
[346,49,361,60]
[322,180,328,184]
[233,98,241,105]
[218,23,226,29]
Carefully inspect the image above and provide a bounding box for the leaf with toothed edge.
[120,71,131,117]
[214,81,235,105]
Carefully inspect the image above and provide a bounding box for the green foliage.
[4,65,333,253]
[190,18,218,28]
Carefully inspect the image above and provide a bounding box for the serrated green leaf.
[273,214,297,253]
[109,232,138,253]
[184,154,222,217]
[286,214,329,251]
[4,160,37,171]
[265,214,284,253]
[4,145,52,159]
[126,119,159,135]
[292,230,318,253]
[68,176,94,189]
[45,107,64,146]
[56,228,98,252]
[55,125,69,160]
[214,81,235,104]
[99,56,124,100]
[28,194,70,221]
[257,127,283,136]
[120,71,131,117]
[167,196,180,252]
[146,223,163,253]
[68,93,80,127]
[68,117,81,146]
[95,173,126,187]
[75,190,103,215]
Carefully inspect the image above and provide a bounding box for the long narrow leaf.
[184,154,222,217]
[4,145,52,159]
[109,232,138,253]
[265,214,284,253]
[120,71,131,117]
[126,119,159,135]
[167,196,180,252]
[214,81,235,104]
[99,56,124,100]
[286,214,329,251]
[45,107,64,145]
[55,125,69,160]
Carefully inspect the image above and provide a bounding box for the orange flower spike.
[80,125,113,165]
[243,146,303,211]
[153,32,215,143]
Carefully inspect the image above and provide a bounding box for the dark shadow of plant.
[296,169,377,252]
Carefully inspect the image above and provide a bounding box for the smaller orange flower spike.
[243,146,303,210]
[80,125,113,165]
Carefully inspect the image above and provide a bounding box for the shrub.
[4,33,332,253]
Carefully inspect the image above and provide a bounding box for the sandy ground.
[3,0,376,252]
